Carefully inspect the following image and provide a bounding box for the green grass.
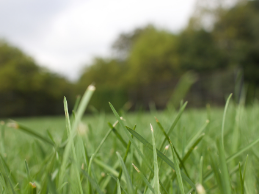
[1,89,259,193]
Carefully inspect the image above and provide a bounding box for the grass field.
[1,86,259,193]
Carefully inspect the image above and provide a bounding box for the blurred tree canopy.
[1,0,259,116]
[0,41,74,117]
[177,29,228,72]
[212,1,259,84]
[126,26,180,86]
[77,0,259,110]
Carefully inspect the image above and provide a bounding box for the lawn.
[1,87,259,193]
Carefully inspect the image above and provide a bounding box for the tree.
[77,57,128,111]
[0,40,73,117]
[212,1,259,83]
[176,29,228,72]
[125,26,180,86]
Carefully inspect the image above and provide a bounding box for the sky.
[0,0,197,80]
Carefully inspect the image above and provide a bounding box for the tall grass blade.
[0,122,6,156]
[47,175,58,194]
[132,163,154,194]
[109,103,159,185]
[100,161,121,190]
[183,133,204,163]
[172,147,185,194]
[203,138,259,187]
[24,160,30,180]
[160,102,188,150]
[167,72,196,109]
[117,179,121,194]
[217,140,231,194]
[199,156,203,184]
[150,124,160,194]
[242,155,248,181]
[125,126,196,189]
[87,127,112,193]
[231,100,244,157]
[110,102,187,193]
[221,94,232,150]
[108,122,127,147]
[185,120,209,153]
[116,152,134,194]
[73,95,81,112]
[227,137,259,162]
[58,85,95,190]
[7,121,54,146]
[209,154,222,192]
[81,170,104,194]
[113,137,132,194]
[239,163,244,194]
[46,130,56,145]
[239,155,248,194]
[155,117,189,177]
[0,155,16,194]
[63,97,83,194]
[109,122,140,166]
[94,158,119,177]
[182,127,186,158]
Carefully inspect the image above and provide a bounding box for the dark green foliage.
[0,41,74,117]
[77,1,259,110]
[177,29,227,72]
[1,0,259,117]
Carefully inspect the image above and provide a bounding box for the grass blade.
[108,122,140,166]
[150,124,160,194]
[113,136,132,194]
[183,133,205,163]
[203,138,259,186]
[172,147,185,194]
[87,127,112,193]
[217,140,231,194]
[81,169,104,194]
[64,97,83,194]
[0,155,16,194]
[110,101,191,192]
[242,155,248,181]
[7,121,54,146]
[109,103,163,188]
[227,138,259,162]
[73,95,81,112]
[117,179,121,194]
[24,160,30,180]
[199,156,203,184]
[209,153,222,192]
[239,163,244,194]
[125,126,196,189]
[155,117,190,177]
[185,120,209,153]
[94,158,119,177]
[160,102,188,150]
[132,163,154,194]
[239,155,248,194]
[116,152,134,194]
[108,122,127,147]
[59,85,95,191]
[221,94,232,150]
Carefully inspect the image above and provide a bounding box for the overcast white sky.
[0,0,197,80]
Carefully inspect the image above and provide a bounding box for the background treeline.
[0,0,258,117]
[0,41,74,117]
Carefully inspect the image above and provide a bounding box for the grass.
[0,86,259,193]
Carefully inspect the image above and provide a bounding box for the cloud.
[0,0,196,80]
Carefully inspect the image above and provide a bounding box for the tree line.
[0,0,258,117]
